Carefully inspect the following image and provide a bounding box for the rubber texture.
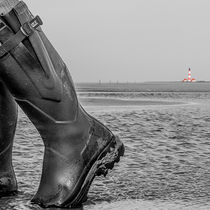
[32,136,125,208]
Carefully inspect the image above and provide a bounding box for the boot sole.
[68,136,125,208]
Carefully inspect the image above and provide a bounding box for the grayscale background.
[1,1,210,210]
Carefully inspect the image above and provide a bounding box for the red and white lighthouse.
[182,68,196,82]
[188,68,192,82]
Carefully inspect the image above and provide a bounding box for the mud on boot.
[0,172,17,196]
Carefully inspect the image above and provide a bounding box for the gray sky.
[24,0,210,82]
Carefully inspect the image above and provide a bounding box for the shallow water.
[0,83,210,210]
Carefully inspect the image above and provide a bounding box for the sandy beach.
[0,82,209,210]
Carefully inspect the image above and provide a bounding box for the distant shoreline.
[76,81,210,85]
[75,82,210,93]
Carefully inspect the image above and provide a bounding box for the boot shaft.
[0,81,17,195]
[0,1,78,126]
[0,81,17,169]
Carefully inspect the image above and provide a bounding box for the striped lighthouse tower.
[188,68,192,82]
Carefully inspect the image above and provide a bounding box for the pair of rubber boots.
[0,1,124,208]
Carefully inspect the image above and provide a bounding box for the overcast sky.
[24,0,210,82]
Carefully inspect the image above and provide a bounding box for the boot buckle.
[21,16,43,37]
[0,16,43,58]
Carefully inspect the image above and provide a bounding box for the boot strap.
[0,15,42,58]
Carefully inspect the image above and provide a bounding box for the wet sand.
[86,200,210,210]
[79,97,184,106]
[0,83,209,210]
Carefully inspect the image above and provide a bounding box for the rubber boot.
[0,1,124,208]
[0,80,17,196]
